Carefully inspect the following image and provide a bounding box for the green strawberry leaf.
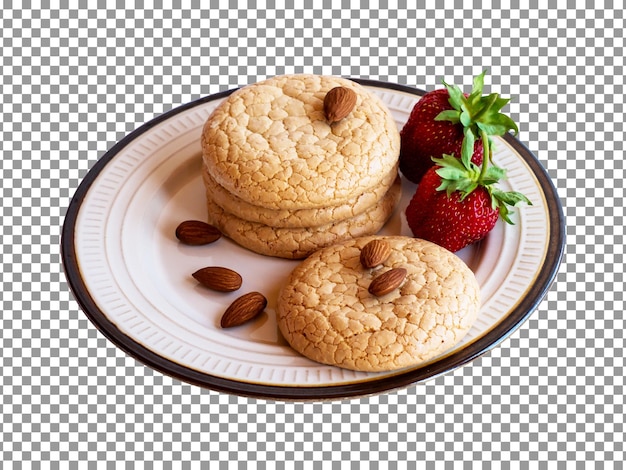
[482,165,507,186]
[436,176,477,198]
[468,70,486,104]
[443,80,465,110]
[473,93,497,118]
[460,110,472,127]
[434,109,461,124]
[461,126,476,168]
[490,188,533,224]
[432,154,481,198]
[498,203,515,224]
[492,188,532,207]
[476,123,506,136]
[490,96,512,114]
[435,166,466,180]
[476,114,519,136]
[432,154,473,172]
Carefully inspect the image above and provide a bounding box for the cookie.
[202,163,399,228]
[201,74,401,210]
[276,236,481,371]
[205,177,402,259]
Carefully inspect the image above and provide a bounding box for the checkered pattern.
[2,2,623,467]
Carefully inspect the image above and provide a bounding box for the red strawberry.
[400,89,484,183]
[399,71,518,184]
[406,154,531,252]
[406,167,498,252]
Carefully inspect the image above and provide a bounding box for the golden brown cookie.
[201,74,401,210]
[202,163,399,228]
[205,178,402,259]
[276,236,481,371]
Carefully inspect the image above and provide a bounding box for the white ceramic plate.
[62,80,564,400]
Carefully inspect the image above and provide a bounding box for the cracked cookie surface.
[276,236,481,371]
[201,74,401,210]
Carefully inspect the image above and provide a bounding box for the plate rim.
[61,78,566,400]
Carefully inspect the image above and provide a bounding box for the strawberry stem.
[478,129,491,182]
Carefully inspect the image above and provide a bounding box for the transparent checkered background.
[2,1,623,467]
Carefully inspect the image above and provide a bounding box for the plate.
[61,79,565,400]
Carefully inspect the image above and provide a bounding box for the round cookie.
[205,177,402,259]
[276,236,481,372]
[202,163,400,228]
[201,74,401,210]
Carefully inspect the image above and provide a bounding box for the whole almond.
[220,292,268,328]
[175,220,222,245]
[192,266,242,292]
[324,86,357,123]
[368,268,407,297]
[360,239,392,269]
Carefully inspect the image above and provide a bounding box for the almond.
[192,266,242,292]
[360,239,392,269]
[220,292,267,328]
[368,267,407,297]
[175,220,222,245]
[323,86,357,123]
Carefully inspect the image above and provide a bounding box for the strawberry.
[399,71,518,183]
[400,89,484,183]
[405,153,531,253]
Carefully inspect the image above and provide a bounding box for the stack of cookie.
[200,74,401,259]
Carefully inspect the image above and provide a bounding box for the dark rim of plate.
[61,79,566,401]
